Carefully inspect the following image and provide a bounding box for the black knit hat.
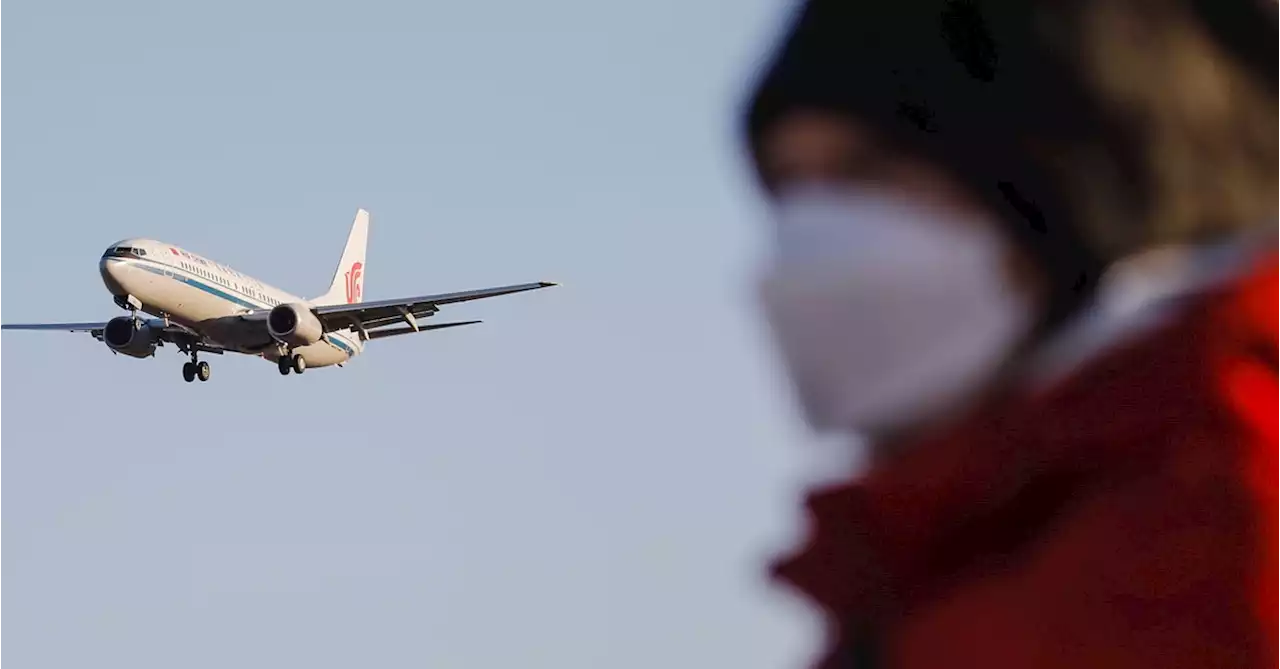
[744,0,1107,331]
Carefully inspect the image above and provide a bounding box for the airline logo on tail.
[345,262,364,304]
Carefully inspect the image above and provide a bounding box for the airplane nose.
[99,257,126,296]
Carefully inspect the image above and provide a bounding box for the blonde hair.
[1039,0,1277,260]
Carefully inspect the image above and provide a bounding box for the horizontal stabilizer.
[365,320,482,340]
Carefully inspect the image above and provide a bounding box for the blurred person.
[740,0,1276,667]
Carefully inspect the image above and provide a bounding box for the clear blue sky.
[1,0,844,666]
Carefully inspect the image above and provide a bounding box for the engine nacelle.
[268,303,324,347]
[103,316,160,359]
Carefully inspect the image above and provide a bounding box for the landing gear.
[277,353,306,375]
[183,354,211,383]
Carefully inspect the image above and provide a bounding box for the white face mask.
[756,185,1035,439]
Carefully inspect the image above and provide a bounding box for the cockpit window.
[104,246,145,259]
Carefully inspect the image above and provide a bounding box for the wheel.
[278,356,291,375]
[291,354,307,374]
[182,362,196,383]
[196,361,211,382]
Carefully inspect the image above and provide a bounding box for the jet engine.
[268,303,324,347]
[103,316,161,358]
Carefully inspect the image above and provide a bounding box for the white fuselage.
[99,238,362,368]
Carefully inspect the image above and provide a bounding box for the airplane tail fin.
[313,209,369,306]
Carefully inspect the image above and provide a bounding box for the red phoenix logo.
[345,262,363,304]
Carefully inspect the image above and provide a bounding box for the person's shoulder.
[993,250,1275,469]
[1027,247,1275,404]
[1206,250,1277,358]
[1198,252,1276,448]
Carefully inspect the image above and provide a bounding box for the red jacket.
[772,253,1277,669]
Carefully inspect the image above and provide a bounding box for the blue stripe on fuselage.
[131,260,261,310]
[114,257,357,356]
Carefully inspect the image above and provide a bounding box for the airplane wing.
[2,319,230,354]
[1,322,110,333]
[364,320,483,340]
[311,281,557,334]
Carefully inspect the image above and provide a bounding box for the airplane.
[1,209,557,383]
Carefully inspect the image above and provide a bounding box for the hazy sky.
[1,1,843,666]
